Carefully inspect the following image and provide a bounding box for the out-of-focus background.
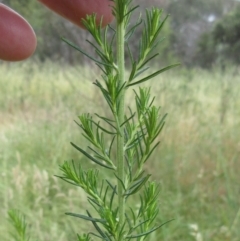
[1,0,240,67]
[0,0,240,241]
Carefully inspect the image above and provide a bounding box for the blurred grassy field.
[0,61,239,241]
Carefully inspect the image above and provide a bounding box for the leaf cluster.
[8,209,30,241]
[59,1,178,240]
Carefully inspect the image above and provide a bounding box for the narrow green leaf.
[106,180,118,195]
[137,132,144,157]
[86,211,111,241]
[62,38,110,67]
[126,219,175,238]
[138,53,159,70]
[127,64,180,87]
[94,81,113,112]
[124,175,151,196]
[150,14,169,47]
[129,61,137,82]
[129,219,150,233]
[115,81,127,100]
[124,5,139,19]
[95,114,117,130]
[125,18,142,41]
[88,197,101,208]
[125,213,133,230]
[86,40,107,59]
[87,147,108,162]
[65,212,106,224]
[90,119,117,135]
[120,113,135,127]
[108,135,116,159]
[129,207,136,225]
[126,42,134,64]
[151,121,165,143]
[103,185,109,203]
[113,173,126,191]
[71,142,114,170]
[109,186,116,209]
[125,154,133,181]
[95,114,115,123]
[96,63,107,75]
[132,66,150,80]
[144,142,160,163]
[133,171,145,182]
[56,175,79,187]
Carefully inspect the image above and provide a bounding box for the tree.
[196,5,240,67]
[167,0,237,66]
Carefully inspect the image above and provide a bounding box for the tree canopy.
[197,5,240,67]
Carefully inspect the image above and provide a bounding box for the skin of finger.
[0,4,37,61]
[38,0,114,28]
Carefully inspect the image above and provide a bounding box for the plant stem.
[116,13,126,239]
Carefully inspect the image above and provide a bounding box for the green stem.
[116,13,126,240]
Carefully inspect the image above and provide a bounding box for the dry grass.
[0,61,240,241]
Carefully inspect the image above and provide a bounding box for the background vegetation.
[197,5,240,68]
[1,62,240,241]
[1,0,240,67]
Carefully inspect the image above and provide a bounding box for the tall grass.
[1,61,239,241]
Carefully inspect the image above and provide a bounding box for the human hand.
[0,4,36,61]
[38,0,114,28]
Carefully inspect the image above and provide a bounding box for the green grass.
[1,61,240,241]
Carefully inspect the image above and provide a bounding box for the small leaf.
[109,186,117,209]
[114,173,126,191]
[95,114,116,130]
[126,219,175,238]
[127,42,134,64]
[120,113,135,127]
[90,119,117,135]
[106,180,118,195]
[127,64,180,87]
[129,61,137,82]
[125,18,142,41]
[77,233,92,241]
[124,5,139,19]
[62,38,110,67]
[138,53,159,70]
[124,175,150,197]
[65,212,106,224]
[144,142,160,163]
[71,142,114,170]
[134,66,150,80]
[86,211,111,241]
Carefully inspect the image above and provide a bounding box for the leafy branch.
[8,210,30,241]
[59,0,179,240]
